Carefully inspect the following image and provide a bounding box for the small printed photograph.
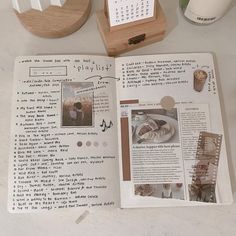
[61,82,94,127]
[188,182,216,203]
[131,108,179,144]
[193,159,218,185]
[134,183,184,200]
[193,69,208,92]
[198,135,219,157]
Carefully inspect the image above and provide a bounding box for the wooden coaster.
[15,0,91,38]
[96,0,166,56]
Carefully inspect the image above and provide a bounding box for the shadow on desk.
[160,0,179,36]
[230,0,236,8]
[213,53,236,194]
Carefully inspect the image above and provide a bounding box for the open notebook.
[8,53,232,212]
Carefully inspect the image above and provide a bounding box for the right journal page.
[115,53,233,208]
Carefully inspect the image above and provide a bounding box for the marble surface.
[0,0,236,235]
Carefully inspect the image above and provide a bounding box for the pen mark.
[85,75,120,81]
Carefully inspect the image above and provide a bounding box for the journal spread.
[8,53,232,212]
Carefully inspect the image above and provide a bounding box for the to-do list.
[107,0,155,27]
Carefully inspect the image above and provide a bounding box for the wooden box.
[96,0,166,56]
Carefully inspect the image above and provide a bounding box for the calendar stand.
[96,0,166,56]
[15,0,91,38]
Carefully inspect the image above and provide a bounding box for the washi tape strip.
[189,132,222,203]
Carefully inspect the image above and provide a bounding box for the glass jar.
[179,0,232,25]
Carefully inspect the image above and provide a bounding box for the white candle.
[50,0,66,7]
[181,0,232,24]
[30,0,51,11]
[12,0,31,13]
[12,0,67,13]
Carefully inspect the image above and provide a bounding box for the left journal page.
[8,55,120,213]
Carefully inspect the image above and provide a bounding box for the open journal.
[8,53,232,213]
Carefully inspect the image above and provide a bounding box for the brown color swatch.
[120,99,139,105]
[121,117,131,181]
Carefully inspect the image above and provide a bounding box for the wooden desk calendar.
[96,0,166,56]
[15,0,91,38]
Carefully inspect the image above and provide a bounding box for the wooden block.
[15,0,91,38]
[96,0,166,56]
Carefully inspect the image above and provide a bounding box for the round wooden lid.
[15,0,91,38]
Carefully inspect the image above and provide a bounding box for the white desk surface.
[1,0,236,235]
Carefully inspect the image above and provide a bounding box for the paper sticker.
[189,132,222,203]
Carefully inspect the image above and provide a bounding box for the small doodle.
[100,119,113,132]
